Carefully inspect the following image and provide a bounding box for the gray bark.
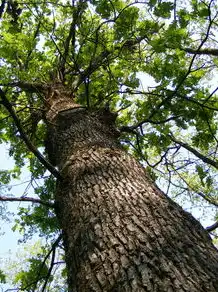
[45,86,218,292]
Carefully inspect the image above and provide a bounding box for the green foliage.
[0,269,6,283]
[0,0,218,289]
[12,176,57,242]
[12,204,58,242]
[153,1,174,18]
[14,257,51,290]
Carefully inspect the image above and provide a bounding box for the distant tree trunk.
[45,85,218,292]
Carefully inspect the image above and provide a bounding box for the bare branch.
[195,190,218,208]
[59,0,84,79]
[0,195,54,208]
[182,47,218,56]
[120,115,181,132]
[169,135,218,170]
[171,166,218,208]
[206,221,218,232]
[0,88,62,180]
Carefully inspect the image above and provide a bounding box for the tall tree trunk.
[45,86,218,292]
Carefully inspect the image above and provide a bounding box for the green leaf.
[196,165,207,185]
[14,257,50,290]
[0,270,6,283]
[95,0,112,18]
[198,8,209,17]
[149,0,158,8]
[154,2,174,18]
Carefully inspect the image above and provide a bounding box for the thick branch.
[206,221,218,232]
[183,47,218,56]
[0,81,47,92]
[171,166,218,208]
[59,19,75,78]
[59,0,84,77]
[0,89,62,180]
[170,135,218,169]
[0,195,54,208]
[194,190,218,208]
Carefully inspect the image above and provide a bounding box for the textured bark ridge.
[45,86,218,292]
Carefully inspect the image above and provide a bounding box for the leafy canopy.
[0,0,218,290]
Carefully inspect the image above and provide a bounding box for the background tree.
[0,0,218,290]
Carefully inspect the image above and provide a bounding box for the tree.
[0,0,218,290]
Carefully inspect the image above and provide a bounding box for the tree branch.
[0,195,54,208]
[169,135,218,170]
[18,235,62,291]
[0,81,47,92]
[174,92,218,112]
[0,88,62,180]
[33,234,62,291]
[74,50,111,90]
[71,2,151,91]
[171,167,218,208]
[160,7,216,111]
[206,221,218,232]
[120,115,181,132]
[24,21,41,70]
[182,47,218,56]
[41,244,56,292]
[195,190,218,208]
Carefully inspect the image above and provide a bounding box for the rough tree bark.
[45,85,218,292]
